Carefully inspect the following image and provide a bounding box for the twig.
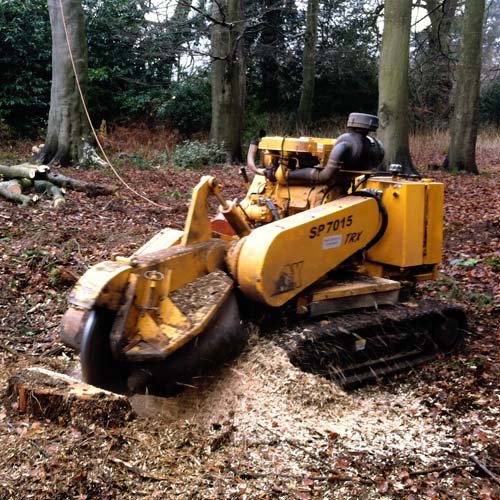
[409,463,470,477]
[109,456,170,481]
[469,455,500,485]
[40,345,65,357]
[0,343,19,356]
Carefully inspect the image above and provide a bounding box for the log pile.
[4,367,134,428]
[0,163,117,208]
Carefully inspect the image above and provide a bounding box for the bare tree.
[416,0,459,123]
[446,0,486,173]
[209,0,246,163]
[38,0,95,166]
[297,0,319,128]
[377,0,417,174]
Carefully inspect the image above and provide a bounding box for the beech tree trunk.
[38,0,91,166]
[447,0,485,174]
[260,0,284,112]
[422,0,459,122]
[165,0,191,81]
[377,0,417,174]
[297,0,319,128]
[209,0,246,163]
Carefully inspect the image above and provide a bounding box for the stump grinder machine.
[60,113,465,394]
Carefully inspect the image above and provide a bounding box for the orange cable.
[58,0,171,211]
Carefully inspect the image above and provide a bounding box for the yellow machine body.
[363,176,443,271]
[231,196,380,306]
[61,132,447,391]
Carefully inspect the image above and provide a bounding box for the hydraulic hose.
[351,190,388,250]
[285,142,351,186]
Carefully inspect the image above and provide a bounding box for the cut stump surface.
[4,367,134,428]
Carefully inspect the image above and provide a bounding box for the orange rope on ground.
[58,0,171,211]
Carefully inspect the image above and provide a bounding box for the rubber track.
[266,299,466,389]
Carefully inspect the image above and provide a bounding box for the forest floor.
[0,131,498,499]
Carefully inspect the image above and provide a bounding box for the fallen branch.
[0,343,20,356]
[409,463,470,477]
[469,455,500,485]
[34,180,65,208]
[0,163,117,205]
[46,171,117,196]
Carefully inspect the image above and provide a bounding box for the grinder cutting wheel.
[60,113,465,395]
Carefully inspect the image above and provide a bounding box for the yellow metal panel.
[365,177,443,268]
[124,270,233,361]
[310,276,400,301]
[182,176,214,245]
[68,261,131,310]
[236,196,380,307]
[423,182,444,264]
[131,228,183,257]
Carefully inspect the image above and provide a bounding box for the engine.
[240,113,385,224]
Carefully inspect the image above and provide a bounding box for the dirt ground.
[0,144,498,499]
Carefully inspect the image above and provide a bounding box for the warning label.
[323,234,342,250]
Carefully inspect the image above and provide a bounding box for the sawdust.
[0,162,498,498]
[131,334,453,465]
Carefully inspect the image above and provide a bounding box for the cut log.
[0,163,49,180]
[34,180,66,209]
[1,179,22,195]
[5,367,134,428]
[0,163,117,198]
[46,172,117,196]
[0,180,33,206]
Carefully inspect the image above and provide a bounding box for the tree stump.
[4,367,134,428]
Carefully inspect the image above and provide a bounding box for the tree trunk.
[166,0,191,82]
[421,0,459,123]
[447,0,485,174]
[260,0,284,112]
[297,0,319,129]
[209,0,246,163]
[377,0,417,174]
[38,0,91,166]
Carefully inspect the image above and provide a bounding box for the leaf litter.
[0,155,498,498]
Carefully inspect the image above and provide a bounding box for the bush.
[480,78,500,125]
[158,76,212,134]
[173,141,226,169]
[0,0,51,136]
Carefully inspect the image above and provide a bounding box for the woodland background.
[0,0,499,498]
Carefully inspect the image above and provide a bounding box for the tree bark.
[297,0,319,128]
[167,0,191,81]
[0,164,49,179]
[0,164,117,197]
[34,180,66,208]
[378,0,417,174]
[46,171,117,196]
[38,0,92,167]
[421,0,459,122]
[446,0,485,174]
[260,0,285,112]
[209,0,246,163]
[0,181,33,206]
